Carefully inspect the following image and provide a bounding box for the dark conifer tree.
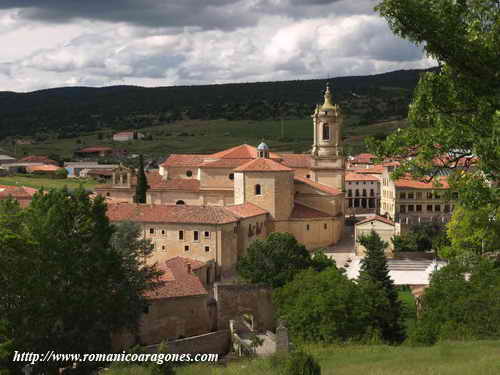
[134,154,149,204]
[358,230,405,343]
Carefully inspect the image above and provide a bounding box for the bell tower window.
[322,124,330,140]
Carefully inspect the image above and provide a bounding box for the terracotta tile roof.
[356,215,395,226]
[345,172,380,182]
[161,154,207,167]
[107,203,239,224]
[150,178,201,192]
[77,146,113,153]
[395,176,449,189]
[351,153,376,164]
[279,154,312,168]
[290,203,331,219]
[294,176,343,196]
[432,155,479,168]
[210,144,279,159]
[0,185,37,198]
[146,257,207,299]
[234,158,293,172]
[225,202,268,218]
[19,155,58,165]
[351,166,385,174]
[200,158,249,169]
[27,164,62,172]
[86,169,113,176]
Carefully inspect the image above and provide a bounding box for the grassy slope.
[4,118,407,159]
[0,175,97,190]
[177,341,500,375]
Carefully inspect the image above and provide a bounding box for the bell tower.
[310,83,345,190]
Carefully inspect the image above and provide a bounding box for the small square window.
[162,245,166,251]
[416,205,422,212]
[427,205,433,212]
[204,231,210,239]
[185,245,190,252]
[205,246,210,252]
[435,205,441,212]
[149,228,154,234]
[161,230,165,235]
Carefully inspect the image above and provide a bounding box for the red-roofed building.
[348,153,377,169]
[355,215,397,256]
[74,146,113,158]
[0,185,37,207]
[345,172,381,215]
[113,131,145,142]
[19,155,59,166]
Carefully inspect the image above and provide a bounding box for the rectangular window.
[416,205,422,212]
[427,192,433,199]
[444,205,450,213]
[400,192,406,199]
[434,193,441,199]
[416,192,423,199]
[408,205,414,212]
[324,223,327,230]
[408,192,414,199]
[306,224,310,231]
[204,231,210,239]
[194,231,199,241]
[162,245,166,251]
[184,245,189,252]
[179,230,184,240]
[205,246,210,252]
[149,228,154,234]
[435,205,441,212]
[427,205,433,212]
[161,229,166,236]
[400,205,406,213]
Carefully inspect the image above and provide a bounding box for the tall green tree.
[236,233,332,288]
[358,230,405,343]
[0,189,162,374]
[0,320,13,375]
[134,154,149,204]
[369,0,499,211]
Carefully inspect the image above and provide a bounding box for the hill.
[0,68,436,140]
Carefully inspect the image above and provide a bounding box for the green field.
[0,175,97,190]
[2,118,407,160]
[176,341,500,375]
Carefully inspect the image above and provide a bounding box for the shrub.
[284,351,321,375]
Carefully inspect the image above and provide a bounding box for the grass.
[0,175,97,190]
[176,341,500,375]
[2,118,407,159]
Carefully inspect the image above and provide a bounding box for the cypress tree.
[358,230,405,343]
[134,154,149,204]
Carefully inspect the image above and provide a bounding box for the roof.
[290,203,331,219]
[19,155,58,165]
[147,257,207,299]
[0,155,15,160]
[234,158,293,172]
[150,178,201,192]
[350,166,385,174]
[200,158,249,169]
[27,164,62,172]
[294,176,343,196]
[161,154,207,168]
[225,202,269,218]
[209,144,279,159]
[0,185,38,206]
[77,147,113,153]
[107,203,239,224]
[86,169,113,176]
[279,154,312,168]
[356,215,395,226]
[351,153,376,164]
[395,176,449,189]
[114,131,135,136]
[345,172,380,182]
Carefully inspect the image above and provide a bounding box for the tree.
[369,0,499,211]
[0,189,163,374]
[134,154,149,204]
[440,204,500,260]
[0,320,13,375]
[273,267,368,343]
[284,351,321,375]
[391,222,446,253]
[358,230,405,343]
[410,260,500,345]
[236,233,320,288]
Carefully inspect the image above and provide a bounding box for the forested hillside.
[0,68,435,140]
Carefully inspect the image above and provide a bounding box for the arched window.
[176,200,185,205]
[122,173,128,184]
[255,184,262,195]
[322,124,330,140]
[355,189,359,197]
[362,189,367,197]
[186,170,193,177]
[348,190,352,197]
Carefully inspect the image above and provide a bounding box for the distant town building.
[64,162,118,178]
[354,215,398,256]
[74,146,114,158]
[345,172,380,215]
[0,185,37,207]
[19,155,59,166]
[347,153,377,169]
[26,164,63,175]
[0,155,16,165]
[113,131,145,142]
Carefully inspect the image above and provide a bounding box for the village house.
[74,146,114,159]
[113,131,145,142]
[345,172,380,215]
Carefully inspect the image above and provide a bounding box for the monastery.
[98,85,346,279]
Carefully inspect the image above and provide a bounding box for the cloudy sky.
[0,0,435,92]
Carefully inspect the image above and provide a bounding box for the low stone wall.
[166,330,230,355]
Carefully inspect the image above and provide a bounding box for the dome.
[257,142,269,151]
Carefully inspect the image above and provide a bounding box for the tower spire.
[321,82,336,110]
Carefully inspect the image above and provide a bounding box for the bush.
[284,351,321,375]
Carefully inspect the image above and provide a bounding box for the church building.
[99,85,346,279]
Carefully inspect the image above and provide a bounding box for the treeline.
[0,68,434,139]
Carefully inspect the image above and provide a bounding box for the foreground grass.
[177,341,500,375]
[0,176,97,190]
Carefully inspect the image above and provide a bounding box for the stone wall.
[166,330,230,355]
[214,283,276,332]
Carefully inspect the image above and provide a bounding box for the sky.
[0,0,436,93]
